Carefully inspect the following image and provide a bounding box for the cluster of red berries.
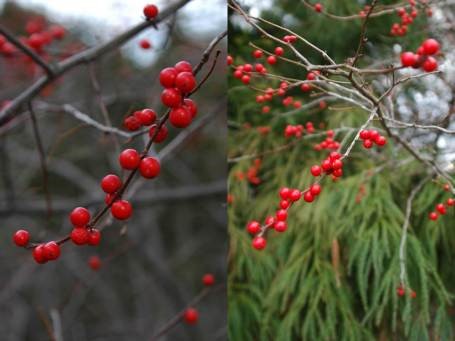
[246,158,262,185]
[246,151,345,250]
[400,38,440,72]
[282,35,297,44]
[0,17,65,58]
[123,108,157,131]
[232,62,267,85]
[159,61,198,128]
[284,124,304,138]
[13,144,162,263]
[300,71,319,93]
[359,129,387,149]
[428,198,454,221]
[390,0,432,37]
[396,285,417,298]
[314,129,340,151]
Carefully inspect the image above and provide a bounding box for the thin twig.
[28,102,52,219]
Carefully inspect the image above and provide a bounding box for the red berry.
[13,229,30,247]
[321,159,332,171]
[289,189,301,202]
[267,55,277,65]
[274,221,287,232]
[401,52,417,67]
[70,207,91,227]
[247,221,261,234]
[280,200,290,209]
[111,200,133,220]
[279,187,291,200]
[369,130,380,141]
[88,229,101,246]
[436,203,446,215]
[303,191,314,203]
[314,3,323,12]
[175,72,196,93]
[149,125,168,143]
[170,106,192,128]
[410,290,417,299]
[332,159,343,170]
[183,98,198,118]
[396,286,405,297]
[307,72,317,81]
[175,60,193,74]
[359,129,371,140]
[101,174,122,194]
[123,116,141,131]
[159,67,178,88]
[253,49,263,58]
[88,255,102,270]
[43,241,60,260]
[71,227,89,245]
[161,88,182,108]
[183,308,198,324]
[33,244,47,264]
[241,75,250,84]
[422,56,438,72]
[255,63,264,73]
[119,149,140,170]
[375,135,387,146]
[363,139,373,149]
[202,273,215,286]
[243,64,253,72]
[300,83,311,92]
[276,209,288,221]
[447,198,455,206]
[332,168,343,177]
[139,157,161,178]
[274,47,284,56]
[252,236,267,250]
[49,25,65,39]
[310,184,321,196]
[428,211,438,221]
[311,165,322,177]
[143,4,158,19]
[140,39,151,49]
[134,109,156,126]
[227,55,233,65]
[421,38,440,55]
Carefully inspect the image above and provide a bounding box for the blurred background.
[228,1,455,340]
[0,0,227,340]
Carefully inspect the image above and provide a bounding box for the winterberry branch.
[15,29,227,263]
[0,0,192,125]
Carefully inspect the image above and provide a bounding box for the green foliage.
[228,1,455,339]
